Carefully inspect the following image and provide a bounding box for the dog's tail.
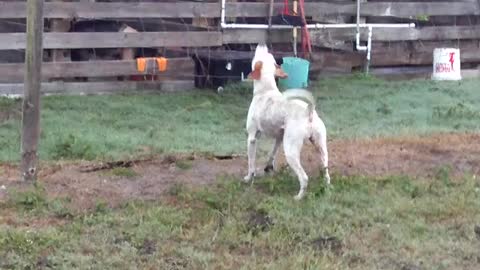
[283,89,316,121]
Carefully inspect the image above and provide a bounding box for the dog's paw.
[294,194,304,201]
[294,187,307,200]
[324,174,331,185]
[324,169,331,185]
[243,174,254,182]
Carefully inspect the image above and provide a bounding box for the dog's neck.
[253,75,279,95]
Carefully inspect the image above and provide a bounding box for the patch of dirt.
[311,236,343,255]
[400,263,422,270]
[0,133,479,211]
[474,225,480,240]
[246,209,273,235]
[36,256,53,269]
[314,132,480,179]
[138,239,157,255]
[163,256,190,270]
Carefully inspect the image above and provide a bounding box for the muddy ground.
[0,133,479,211]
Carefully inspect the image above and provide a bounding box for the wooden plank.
[311,26,480,44]
[0,32,222,50]
[372,26,480,41]
[353,2,479,18]
[222,29,292,44]
[310,51,361,73]
[370,67,480,80]
[370,50,480,66]
[234,1,480,18]
[369,40,480,66]
[0,81,195,96]
[370,66,432,80]
[462,68,480,79]
[0,58,195,82]
[49,0,72,62]
[0,2,477,19]
[0,2,220,19]
[309,40,480,71]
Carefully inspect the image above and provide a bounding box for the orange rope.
[298,0,312,57]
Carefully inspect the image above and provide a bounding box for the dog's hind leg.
[244,130,260,182]
[283,130,308,200]
[264,137,282,173]
[309,117,331,185]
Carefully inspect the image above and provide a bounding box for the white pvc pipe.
[356,0,366,52]
[366,26,373,74]
[220,0,415,74]
[220,0,414,29]
[356,31,367,51]
[221,0,226,26]
[357,0,361,38]
[221,22,415,29]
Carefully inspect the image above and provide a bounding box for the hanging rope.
[298,0,312,58]
[283,0,290,15]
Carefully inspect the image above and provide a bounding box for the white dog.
[244,44,330,200]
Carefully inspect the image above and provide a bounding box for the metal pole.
[267,0,275,49]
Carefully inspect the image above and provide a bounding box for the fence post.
[21,0,44,182]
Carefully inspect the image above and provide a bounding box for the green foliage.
[51,134,95,160]
[9,184,47,212]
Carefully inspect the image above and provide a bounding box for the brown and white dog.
[244,44,330,200]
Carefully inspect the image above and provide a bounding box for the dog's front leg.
[244,131,260,182]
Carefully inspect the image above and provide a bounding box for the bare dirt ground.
[1,133,479,211]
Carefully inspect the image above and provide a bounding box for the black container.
[271,14,305,27]
[193,50,283,89]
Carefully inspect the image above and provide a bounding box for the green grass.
[105,167,138,178]
[316,75,480,138]
[1,76,479,162]
[1,76,480,268]
[1,171,479,269]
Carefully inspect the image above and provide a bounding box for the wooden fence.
[0,0,479,94]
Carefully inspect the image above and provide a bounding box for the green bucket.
[279,57,310,89]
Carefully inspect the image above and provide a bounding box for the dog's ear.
[274,64,288,79]
[248,61,263,80]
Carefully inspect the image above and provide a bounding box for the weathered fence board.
[369,40,480,66]
[0,2,478,19]
[1,27,477,50]
[0,32,222,50]
[370,67,480,80]
[372,26,480,41]
[311,26,480,44]
[0,2,220,19]
[0,58,194,82]
[222,29,292,44]
[0,81,195,96]
[230,2,480,18]
[310,39,480,71]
